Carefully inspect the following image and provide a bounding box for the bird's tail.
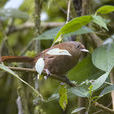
[0,56,34,63]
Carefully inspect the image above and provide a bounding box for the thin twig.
[89,32,103,47]
[34,0,42,52]
[110,68,114,110]
[66,0,71,23]
[6,22,64,35]
[94,102,114,113]
[93,102,112,114]
[81,0,89,16]
[5,66,76,87]
[8,66,36,72]
[93,110,103,114]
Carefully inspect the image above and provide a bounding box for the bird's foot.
[61,75,76,87]
[44,69,51,80]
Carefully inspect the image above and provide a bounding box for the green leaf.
[25,50,37,57]
[0,64,40,95]
[59,85,68,110]
[63,26,93,38]
[35,58,45,75]
[96,5,114,14]
[103,34,114,44]
[46,48,71,56]
[70,87,89,97]
[100,85,114,97]
[72,107,86,113]
[68,56,104,82]
[92,43,114,71]
[54,15,92,43]
[35,26,93,40]
[92,15,108,30]
[92,72,110,91]
[47,93,59,102]
[0,8,29,20]
[35,27,60,40]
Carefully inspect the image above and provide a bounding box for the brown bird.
[0,41,88,85]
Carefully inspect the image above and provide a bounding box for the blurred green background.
[0,0,114,114]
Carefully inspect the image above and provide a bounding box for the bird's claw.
[44,69,51,80]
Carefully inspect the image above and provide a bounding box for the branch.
[94,102,114,113]
[110,68,114,110]
[8,66,76,87]
[6,22,64,35]
[66,0,71,23]
[34,0,42,54]
[17,83,30,114]
[8,66,36,72]
[81,0,89,16]
[89,32,103,47]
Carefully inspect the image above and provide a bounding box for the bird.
[0,41,88,76]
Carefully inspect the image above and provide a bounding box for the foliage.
[68,56,104,82]
[100,84,114,97]
[0,8,29,20]
[70,87,89,97]
[25,50,37,57]
[92,15,108,30]
[0,64,40,96]
[96,5,114,14]
[0,1,114,114]
[71,107,85,113]
[54,15,92,43]
[58,85,68,110]
[91,72,110,91]
[92,43,114,71]
[35,26,93,40]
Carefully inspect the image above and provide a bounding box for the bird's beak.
[80,49,89,53]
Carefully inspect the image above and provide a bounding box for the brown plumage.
[0,41,88,75]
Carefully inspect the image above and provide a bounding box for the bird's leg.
[43,69,76,87]
[44,69,51,80]
[60,75,76,87]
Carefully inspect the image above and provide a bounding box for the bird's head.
[73,42,89,53]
